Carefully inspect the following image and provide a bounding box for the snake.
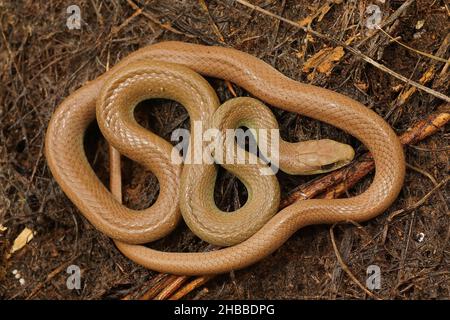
[45,41,405,275]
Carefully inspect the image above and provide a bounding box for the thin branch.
[154,276,189,300]
[126,0,192,37]
[376,27,448,63]
[199,0,225,43]
[168,275,213,300]
[329,224,381,299]
[386,176,449,223]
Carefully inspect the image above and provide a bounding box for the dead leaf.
[0,224,7,232]
[297,1,342,26]
[297,16,313,27]
[419,66,436,84]
[415,20,425,30]
[9,227,34,256]
[317,3,332,22]
[302,46,345,75]
[397,66,436,105]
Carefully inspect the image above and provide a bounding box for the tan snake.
[45,41,405,275]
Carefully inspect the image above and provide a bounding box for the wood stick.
[168,275,214,300]
[153,276,189,300]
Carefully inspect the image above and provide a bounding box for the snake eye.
[320,163,337,171]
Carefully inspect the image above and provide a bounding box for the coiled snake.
[45,41,405,275]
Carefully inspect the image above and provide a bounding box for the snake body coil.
[45,41,405,275]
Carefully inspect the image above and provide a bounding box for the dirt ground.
[0,0,449,299]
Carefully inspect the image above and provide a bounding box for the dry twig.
[329,224,381,299]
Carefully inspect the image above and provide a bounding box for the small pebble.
[19,278,26,286]
[416,232,425,243]
[15,273,21,279]
[12,269,18,275]
[413,30,426,39]
[415,20,425,30]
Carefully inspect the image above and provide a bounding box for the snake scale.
[45,41,405,275]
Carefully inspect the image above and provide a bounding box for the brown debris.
[302,46,345,79]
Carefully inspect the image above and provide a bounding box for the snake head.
[282,139,355,175]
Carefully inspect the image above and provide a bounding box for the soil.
[0,0,449,299]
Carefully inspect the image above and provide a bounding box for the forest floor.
[0,0,449,299]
